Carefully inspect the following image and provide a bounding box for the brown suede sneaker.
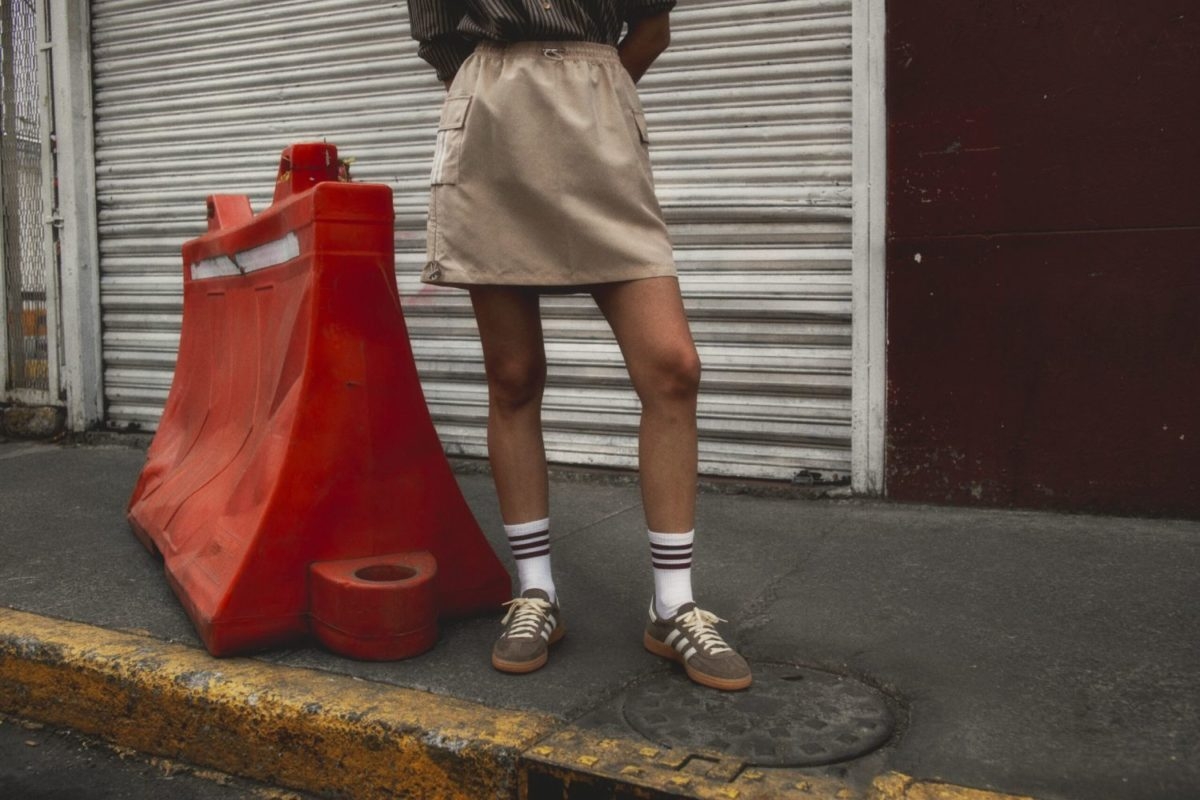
[643,600,752,691]
[491,588,565,674]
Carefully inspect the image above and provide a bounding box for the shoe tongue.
[521,588,551,601]
[674,602,698,618]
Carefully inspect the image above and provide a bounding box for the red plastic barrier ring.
[309,551,438,661]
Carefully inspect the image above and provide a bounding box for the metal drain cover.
[621,663,895,767]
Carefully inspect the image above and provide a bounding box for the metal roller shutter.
[91,0,852,481]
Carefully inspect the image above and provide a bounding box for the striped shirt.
[407,0,677,81]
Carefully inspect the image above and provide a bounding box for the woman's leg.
[591,275,699,617]
[469,286,564,674]
[592,276,751,690]
[469,286,550,525]
[590,277,700,533]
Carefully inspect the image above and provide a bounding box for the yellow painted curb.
[872,771,1035,800]
[524,726,852,799]
[0,607,555,799]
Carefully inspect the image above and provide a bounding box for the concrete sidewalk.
[0,439,1197,799]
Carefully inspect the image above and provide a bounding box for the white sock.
[504,518,556,603]
[648,528,695,619]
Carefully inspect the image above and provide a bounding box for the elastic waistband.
[473,40,620,64]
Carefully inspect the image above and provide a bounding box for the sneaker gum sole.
[643,630,753,692]
[491,623,566,674]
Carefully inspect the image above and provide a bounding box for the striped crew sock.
[504,518,556,603]
[648,529,695,619]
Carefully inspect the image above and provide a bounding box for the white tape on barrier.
[238,232,302,273]
[191,232,301,280]
[191,256,239,280]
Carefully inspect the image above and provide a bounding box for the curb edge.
[0,607,552,799]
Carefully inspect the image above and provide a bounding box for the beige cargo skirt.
[421,40,677,289]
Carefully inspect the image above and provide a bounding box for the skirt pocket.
[430,95,473,186]
[632,110,650,145]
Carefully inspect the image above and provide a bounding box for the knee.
[485,354,546,413]
[641,345,701,405]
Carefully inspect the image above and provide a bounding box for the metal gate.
[0,0,54,401]
[91,0,852,481]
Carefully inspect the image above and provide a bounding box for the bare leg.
[472,287,565,675]
[594,278,750,690]
[468,286,549,524]
[591,277,700,532]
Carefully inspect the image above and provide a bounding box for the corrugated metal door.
[91,0,851,481]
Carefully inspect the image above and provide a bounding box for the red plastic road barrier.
[127,143,511,659]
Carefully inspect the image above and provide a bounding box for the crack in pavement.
[733,526,837,641]
[551,502,643,543]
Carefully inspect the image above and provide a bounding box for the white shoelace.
[678,607,733,655]
[500,597,552,640]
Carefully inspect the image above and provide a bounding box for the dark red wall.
[885,1,1200,517]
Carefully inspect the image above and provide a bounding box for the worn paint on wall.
[886,0,1200,517]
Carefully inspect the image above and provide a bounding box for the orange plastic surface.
[309,552,439,661]
[127,143,511,658]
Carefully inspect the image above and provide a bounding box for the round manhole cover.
[621,663,895,767]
